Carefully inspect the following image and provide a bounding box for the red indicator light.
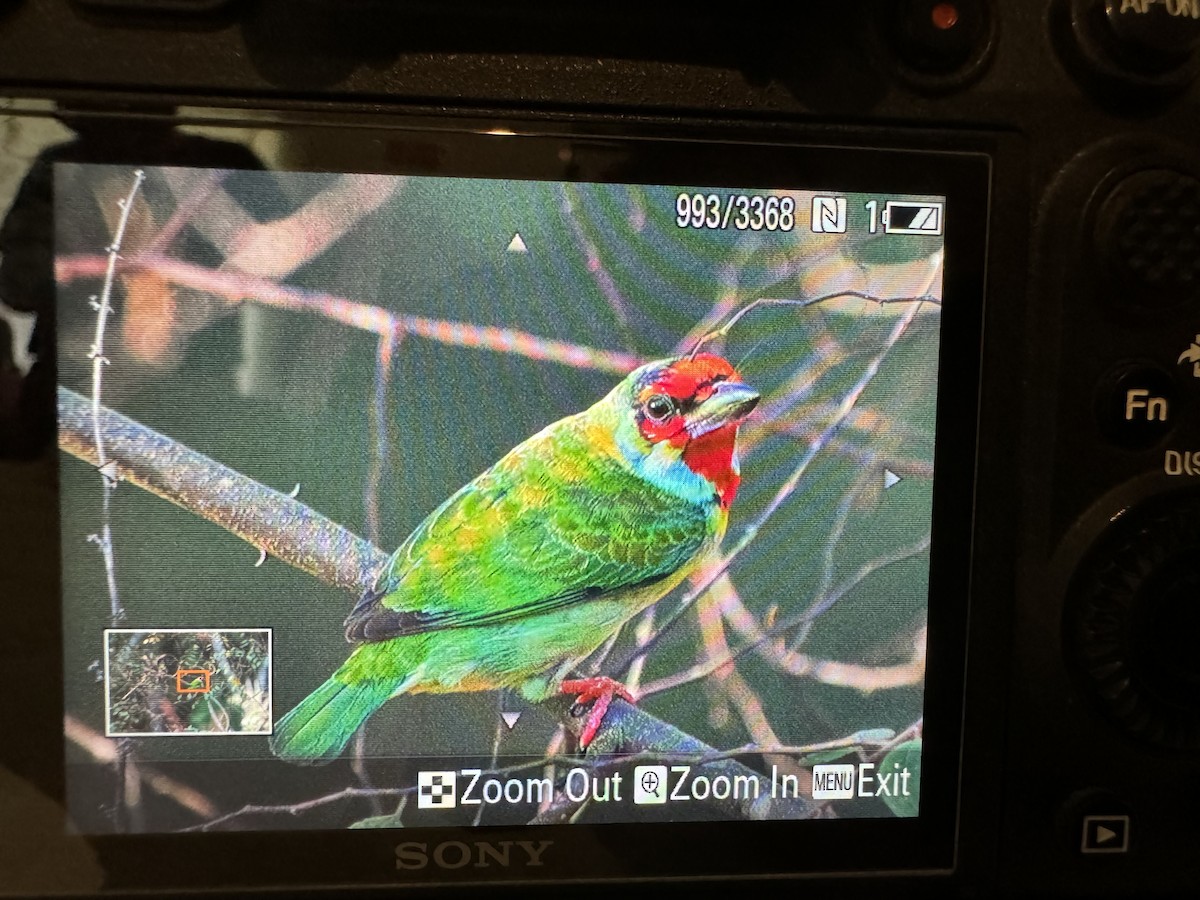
[932,2,959,30]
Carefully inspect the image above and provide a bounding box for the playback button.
[1060,790,1133,858]
[1097,364,1179,448]
[1081,815,1130,854]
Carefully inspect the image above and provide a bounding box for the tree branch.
[58,386,807,822]
[64,716,217,819]
[538,695,818,823]
[57,386,386,593]
[56,253,642,375]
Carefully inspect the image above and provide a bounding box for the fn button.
[1098,365,1179,448]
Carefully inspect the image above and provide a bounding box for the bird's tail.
[270,673,399,764]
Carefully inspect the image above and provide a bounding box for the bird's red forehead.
[643,353,739,401]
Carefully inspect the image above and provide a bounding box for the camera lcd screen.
[54,162,946,834]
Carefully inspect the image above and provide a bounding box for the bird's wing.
[344,425,715,644]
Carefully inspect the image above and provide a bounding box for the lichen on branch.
[58,385,387,593]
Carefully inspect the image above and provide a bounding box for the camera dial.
[1066,493,1200,750]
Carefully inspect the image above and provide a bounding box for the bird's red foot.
[560,676,636,749]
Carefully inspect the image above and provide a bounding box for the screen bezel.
[7,109,988,892]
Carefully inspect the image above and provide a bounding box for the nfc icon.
[811,196,847,233]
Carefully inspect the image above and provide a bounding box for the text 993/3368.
[675,192,796,231]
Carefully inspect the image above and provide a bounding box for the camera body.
[0,1,1198,896]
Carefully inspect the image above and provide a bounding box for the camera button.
[1064,0,1200,93]
[1103,0,1200,66]
[885,0,996,87]
[1097,364,1179,448]
[890,0,991,72]
[1094,169,1200,309]
[1065,492,1200,749]
[1059,789,1135,856]
[1082,814,1131,854]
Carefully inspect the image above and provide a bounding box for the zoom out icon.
[417,770,458,809]
[633,765,668,805]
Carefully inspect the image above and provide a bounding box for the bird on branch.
[270,353,760,763]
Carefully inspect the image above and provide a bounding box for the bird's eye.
[644,394,676,422]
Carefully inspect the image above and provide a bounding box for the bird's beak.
[686,381,760,438]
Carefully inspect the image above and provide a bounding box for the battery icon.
[883,201,943,235]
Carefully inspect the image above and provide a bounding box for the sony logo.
[395,840,554,871]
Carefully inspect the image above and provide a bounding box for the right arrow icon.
[883,468,902,491]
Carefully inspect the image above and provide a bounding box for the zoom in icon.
[633,765,668,805]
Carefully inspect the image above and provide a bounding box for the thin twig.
[623,608,656,693]
[144,170,225,256]
[56,253,643,375]
[620,297,930,676]
[474,694,508,827]
[349,728,381,817]
[692,576,797,776]
[365,327,398,546]
[186,786,411,832]
[637,533,931,698]
[687,291,941,359]
[876,718,923,755]
[353,326,399,814]
[559,184,637,353]
[801,458,872,649]
[85,169,146,831]
[206,632,239,686]
[671,262,743,356]
[64,715,218,820]
[87,169,145,623]
[807,624,927,693]
[718,580,927,691]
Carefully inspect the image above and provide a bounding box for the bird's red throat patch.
[680,422,741,508]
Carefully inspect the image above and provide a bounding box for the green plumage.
[269,676,401,763]
[271,357,749,763]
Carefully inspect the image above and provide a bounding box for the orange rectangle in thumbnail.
[176,669,212,694]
